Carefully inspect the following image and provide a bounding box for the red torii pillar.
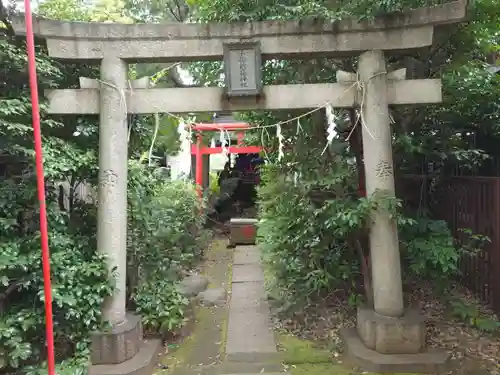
[190,122,262,198]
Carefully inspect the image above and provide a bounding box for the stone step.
[227,292,279,363]
[232,264,264,283]
[175,363,283,375]
[233,245,261,265]
[215,362,282,374]
[226,245,279,365]
[89,339,162,375]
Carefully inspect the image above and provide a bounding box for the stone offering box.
[229,218,258,246]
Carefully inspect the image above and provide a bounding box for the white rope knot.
[344,71,386,142]
[219,129,231,162]
[276,123,284,161]
[321,103,336,155]
[296,119,302,135]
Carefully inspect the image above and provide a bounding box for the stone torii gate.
[12,2,467,374]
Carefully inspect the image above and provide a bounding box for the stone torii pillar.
[359,50,405,318]
[79,67,150,327]
[98,57,129,326]
[70,70,159,371]
[338,53,448,372]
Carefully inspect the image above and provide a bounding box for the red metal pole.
[23,4,56,375]
[195,133,203,198]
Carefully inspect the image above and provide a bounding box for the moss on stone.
[155,239,232,375]
[277,333,351,375]
[285,362,356,375]
[278,333,332,364]
[155,307,212,373]
[219,261,232,358]
[277,332,420,375]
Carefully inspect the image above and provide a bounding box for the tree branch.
[353,236,373,308]
[167,2,182,22]
[0,279,26,313]
[174,0,185,21]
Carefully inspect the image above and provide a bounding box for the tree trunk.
[354,237,374,308]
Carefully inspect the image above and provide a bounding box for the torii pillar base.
[341,307,449,373]
[341,326,449,374]
[89,313,162,375]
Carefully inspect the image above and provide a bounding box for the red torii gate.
[191,122,262,197]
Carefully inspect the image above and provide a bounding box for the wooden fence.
[398,175,500,314]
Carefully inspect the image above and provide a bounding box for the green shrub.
[0,162,208,372]
[399,216,460,287]
[127,161,208,333]
[257,161,368,308]
[0,182,113,372]
[133,276,189,333]
[25,355,88,375]
[257,157,463,310]
[209,172,220,194]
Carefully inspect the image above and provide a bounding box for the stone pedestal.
[356,307,425,354]
[229,218,258,246]
[341,327,449,374]
[89,314,162,375]
[341,307,449,373]
[91,314,143,364]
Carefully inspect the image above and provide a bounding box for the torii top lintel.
[11,1,467,62]
[191,122,262,155]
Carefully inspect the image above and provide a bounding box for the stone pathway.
[226,245,279,366]
[157,241,284,375]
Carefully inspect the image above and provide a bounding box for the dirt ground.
[155,238,232,375]
[273,282,500,375]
